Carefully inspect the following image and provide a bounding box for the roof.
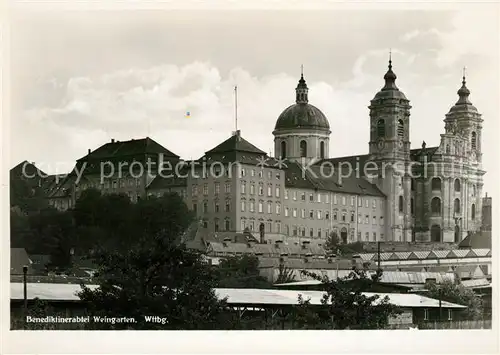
[355,248,491,263]
[10,283,466,309]
[205,132,266,155]
[78,137,179,161]
[459,231,491,249]
[10,248,33,275]
[461,278,491,289]
[208,241,328,260]
[285,161,385,197]
[275,103,330,131]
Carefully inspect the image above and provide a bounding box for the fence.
[386,320,492,330]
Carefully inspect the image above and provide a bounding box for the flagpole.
[234,85,238,132]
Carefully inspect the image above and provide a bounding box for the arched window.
[454,198,461,214]
[411,178,415,191]
[431,224,441,242]
[397,119,404,139]
[280,141,287,159]
[320,141,325,159]
[431,197,441,215]
[454,179,461,192]
[446,144,450,154]
[471,132,477,150]
[471,204,476,220]
[300,140,307,158]
[398,195,404,213]
[410,198,415,215]
[377,119,385,137]
[431,177,441,191]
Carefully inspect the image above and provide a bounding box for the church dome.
[372,57,408,101]
[447,75,478,114]
[274,74,330,131]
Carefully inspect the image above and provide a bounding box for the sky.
[8,8,499,194]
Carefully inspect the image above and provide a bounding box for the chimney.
[88,149,91,155]
[301,240,311,249]
[232,130,241,137]
[304,253,312,263]
[247,238,256,248]
[111,138,115,143]
[275,240,283,248]
[222,237,231,247]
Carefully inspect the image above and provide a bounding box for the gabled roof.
[458,231,491,249]
[205,133,266,156]
[78,137,179,161]
[10,248,33,275]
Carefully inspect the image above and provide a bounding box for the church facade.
[46,60,485,245]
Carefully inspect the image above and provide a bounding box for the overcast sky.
[8,8,499,194]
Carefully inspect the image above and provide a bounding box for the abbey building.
[46,60,486,245]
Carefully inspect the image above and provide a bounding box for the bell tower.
[368,54,412,242]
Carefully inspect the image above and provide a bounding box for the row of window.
[75,178,142,191]
[240,168,281,180]
[411,177,477,196]
[376,119,405,139]
[193,201,231,214]
[285,190,381,209]
[279,140,326,160]
[240,182,281,197]
[201,218,231,232]
[192,183,231,196]
[430,197,476,219]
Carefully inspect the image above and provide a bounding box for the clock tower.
[368,55,413,242]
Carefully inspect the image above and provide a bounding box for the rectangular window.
[267,202,272,214]
[267,171,272,179]
[275,186,280,197]
[380,216,384,225]
[225,183,231,193]
[318,228,322,238]
[203,202,208,213]
[301,209,306,218]
[225,201,230,212]
[365,199,369,208]
[424,309,429,321]
[193,203,197,213]
[251,169,255,177]
[333,194,337,204]
[293,208,297,217]
[250,201,255,212]
[203,184,208,195]
[293,226,298,236]
[447,309,452,321]
[259,184,264,196]
[342,196,346,205]
[258,202,263,213]
[276,204,281,215]
[284,189,289,199]
[258,170,263,178]
[342,213,346,222]
[373,232,376,241]
[333,212,337,221]
[301,193,306,201]
[240,168,245,178]
[351,196,355,206]
[365,232,369,241]
[250,184,255,195]
[317,210,322,219]
[317,194,321,203]
[325,194,329,203]
[325,211,330,220]
[293,191,297,200]
[309,210,314,219]
[285,207,289,217]
[365,215,369,224]
[372,216,376,224]
[215,183,220,194]
[276,172,280,180]
[358,197,362,207]
[215,203,220,213]
[241,201,245,212]
[112,180,117,189]
[240,219,246,231]
[372,200,377,209]
[351,212,355,222]
[357,231,361,241]
[309,194,314,202]
[309,228,314,237]
[267,185,273,197]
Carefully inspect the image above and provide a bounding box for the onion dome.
[448,74,478,113]
[372,56,408,101]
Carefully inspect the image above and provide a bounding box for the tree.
[423,279,483,320]
[78,193,230,330]
[216,255,273,289]
[325,231,364,256]
[275,262,296,284]
[289,266,401,329]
